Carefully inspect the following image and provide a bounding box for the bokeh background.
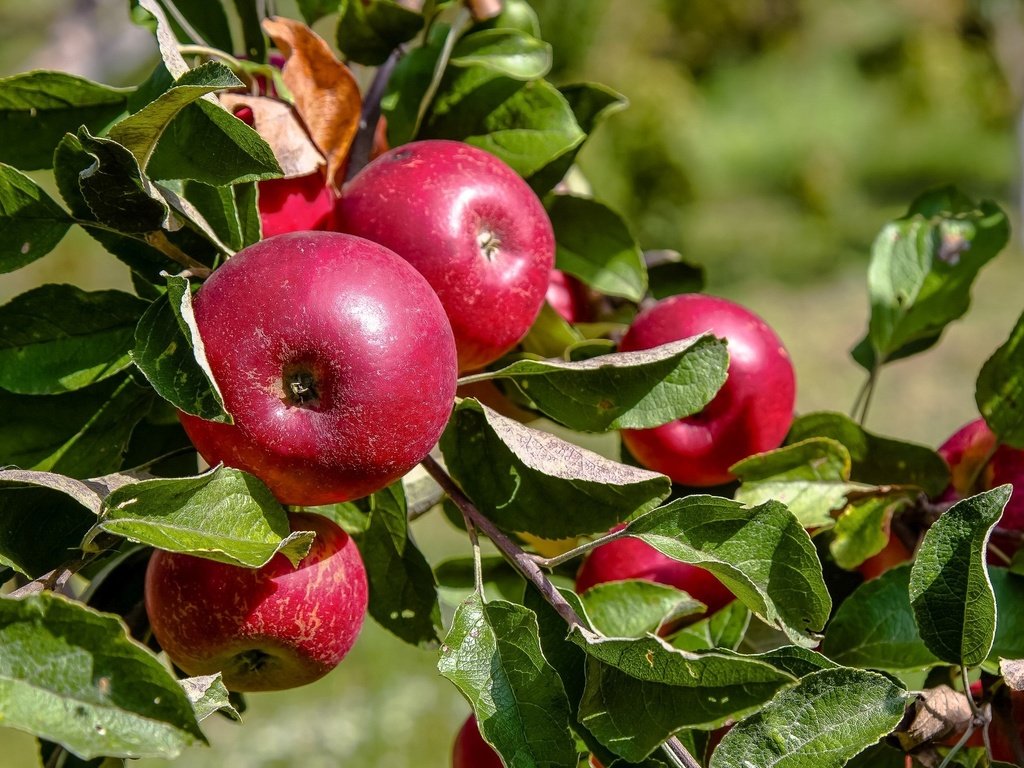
[1,0,1023,765]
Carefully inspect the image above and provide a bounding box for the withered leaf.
[219,94,324,178]
[894,685,973,751]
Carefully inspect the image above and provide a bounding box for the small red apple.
[618,294,796,487]
[546,269,593,324]
[335,140,556,372]
[144,511,368,692]
[575,532,734,621]
[178,231,458,506]
[452,715,502,768]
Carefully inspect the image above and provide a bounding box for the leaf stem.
[938,721,976,768]
[178,44,245,70]
[411,5,472,138]
[75,220,212,278]
[857,366,880,426]
[533,527,625,570]
[345,47,404,182]
[962,666,983,720]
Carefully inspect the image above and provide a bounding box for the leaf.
[440,399,670,538]
[263,17,361,189]
[0,71,130,171]
[821,564,939,671]
[518,301,583,358]
[988,567,1024,664]
[336,0,424,66]
[670,601,751,652]
[747,645,840,678]
[852,187,1010,370]
[0,376,153,479]
[450,28,552,80]
[230,0,266,61]
[0,486,96,577]
[178,674,239,722]
[909,486,1009,666]
[977,307,1024,450]
[830,492,915,570]
[108,62,242,169]
[570,628,795,761]
[0,469,105,516]
[135,0,191,78]
[788,411,950,496]
[380,38,441,146]
[624,496,832,646]
[0,592,204,759]
[0,285,147,395]
[297,0,340,24]
[435,555,525,604]
[438,594,578,768]
[579,580,705,638]
[474,334,727,431]
[132,274,231,423]
[353,483,441,648]
[218,94,324,178]
[646,250,707,300]
[547,194,647,302]
[732,438,862,529]
[708,668,910,768]
[0,163,73,273]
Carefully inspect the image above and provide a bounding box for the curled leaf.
[219,94,325,178]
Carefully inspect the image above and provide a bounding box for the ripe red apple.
[547,269,593,324]
[144,511,368,692]
[257,171,336,238]
[618,294,796,487]
[452,715,502,768]
[178,231,458,506]
[335,140,555,372]
[575,532,734,621]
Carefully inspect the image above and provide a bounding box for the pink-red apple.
[547,269,593,324]
[575,533,734,621]
[618,294,796,487]
[257,170,336,238]
[178,231,458,506]
[452,715,502,768]
[335,140,555,372]
[144,511,368,691]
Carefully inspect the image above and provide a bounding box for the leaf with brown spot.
[262,17,361,190]
[894,685,973,751]
[219,94,324,178]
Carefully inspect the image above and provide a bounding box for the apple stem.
[346,46,404,182]
[420,455,704,768]
[532,528,625,570]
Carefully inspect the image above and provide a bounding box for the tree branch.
[345,47,404,182]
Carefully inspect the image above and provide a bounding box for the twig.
[938,722,976,768]
[532,528,624,570]
[345,47,404,182]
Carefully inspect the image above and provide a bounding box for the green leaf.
[440,399,671,538]
[230,0,266,61]
[624,496,832,646]
[708,668,910,768]
[0,71,130,171]
[147,99,282,185]
[570,628,795,761]
[0,376,153,479]
[0,163,73,273]
[0,487,96,577]
[352,483,441,648]
[438,594,577,768]
[845,743,911,768]
[977,307,1024,450]
[85,466,314,568]
[670,601,751,652]
[108,62,242,169]
[297,0,340,24]
[132,275,231,423]
[178,180,256,252]
[579,580,705,638]
[830,492,914,570]
[747,645,840,678]
[179,674,239,722]
[153,0,234,52]
[450,29,552,80]
[987,567,1024,665]
[821,564,939,671]
[337,0,424,66]
[909,486,1009,666]
[473,333,728,431]
[853,187,1010,370]
[0,469,104,516]
[0,285,147,394]
[381,37,442,147]
[547,194,646,302]
[787,411,950,496]
[0,592,204,759]
[646,250,707,300]
[732,438,862,529]
[518,301,583,358]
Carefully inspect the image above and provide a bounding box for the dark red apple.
[452,715,502,768]
[546,269,593,324]
[178,231,457,506]
[618,294,796,487]
[144,511,368,692]
[335,140,555,372]
[257,171,336,238]
[575,533,734,620]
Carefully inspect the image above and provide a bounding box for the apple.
[178,231,458,506]
[452,715,502,768]
[575,531,734,620]
[547,269,593,324]
[144,511,368,692]
[618,294,796,487]
[856,517,913,580]
[335,140,556,372]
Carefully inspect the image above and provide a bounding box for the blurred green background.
[1,0,1023,765]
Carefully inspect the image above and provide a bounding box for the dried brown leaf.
[219,94,324,178]
[262,17,361,191]
[894,685,973,751]
[1001,658,1024,691]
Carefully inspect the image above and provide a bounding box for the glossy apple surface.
[258,171,336,237]
[452,715,502,768]
[336,140,555,372]
[575,534,734,619]
[547,269,593,324]
[178,232,458,506]
[619,294,796,486]
[144,511,368,692]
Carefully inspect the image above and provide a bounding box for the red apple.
[857,518,913,580]
[144,511,368,692]
[575,532,734,620]
[178,231,458,506]
[547,269,593,324]
[257,171,336,238]
[335,140,555,372]
[452,715,502,768]
[618,294,796,487]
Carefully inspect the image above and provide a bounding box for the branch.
[345,47,404,182]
